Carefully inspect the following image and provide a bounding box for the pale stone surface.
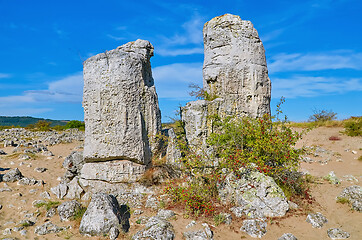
[79,193,129,236]
[327,228,350,239]
[278,233,298,240]
[337,185,361,212]
[166,128,182,167]
[83,39,162,166]
[132,216,175,240]
[182,14,271,149]
[241,219,267,238]
[65,177,84,199]
[80,160,146,183]
[183,223,213,240]
[203,14,271,118]
[306,212,328,228]
[57,200,82,221]
[219,170,289,218]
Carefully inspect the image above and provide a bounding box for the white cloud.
[268,51,362,73]
[0,72,83,108]
[157,47,204,57]
[0,108,53,116]
[106,34,125,41]
[0,73,11,79]
[156,15,204,57]
[153,63,203,100]
[272,76,362,99]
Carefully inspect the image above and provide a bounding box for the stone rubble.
[306,212,328,228]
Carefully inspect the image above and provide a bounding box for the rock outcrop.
[79,193,130,236]
[218,169,289,218]
[181,14,271,149]
[83,39,162,169]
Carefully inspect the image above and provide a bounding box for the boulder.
[34,222,64,235]
[79,192,129,236]
[278,233,298,240]
[3,168,23,182]
[64,177,84,199]
[327,228,350,239]
[306,212,328,228]
[57,200,82,221]
[218,170,289,218]
[337,185,361,212]
[183,223,213,240]
[83,39,161,167]
[132,216,175,240]
[63,151,84,181]
[51,182,68,199]
[240,219,267,238]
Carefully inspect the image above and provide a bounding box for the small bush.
[343,116,362,136]
[64,120,85,130]
[213,213,226,226]
[336,197,350,204]
[308,109,337,122]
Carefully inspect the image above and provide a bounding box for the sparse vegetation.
[35,201,60,211]
[343,116,362,136]
[336,197,350,204]
[308,109,337,122]
[165,112,310,217]
[70,206,87,221]
[213,213,226,226]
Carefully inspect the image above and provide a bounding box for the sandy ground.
[0,126,361,239]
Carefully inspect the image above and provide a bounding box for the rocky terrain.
[0,127,360,239]
[0,13,360,240]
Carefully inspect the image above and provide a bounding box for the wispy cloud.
[106,34,125,41]
[157,15,204,56]
[269,51,362,73]
[153,63,203,100]
[272,76,362,98]
[0,73,11,79]
[0,72,83,108]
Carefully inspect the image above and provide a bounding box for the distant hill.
[0,116,69,127]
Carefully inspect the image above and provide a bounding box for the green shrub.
[35,201,60,210]
[164,114,307,217]
[343,116,362,136]
[64,120,85,130]
[308,109,337,122]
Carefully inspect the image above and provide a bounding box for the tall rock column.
[182,14,271,149]
[203,14,271,118]
[82,39,161,183]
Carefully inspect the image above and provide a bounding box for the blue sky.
[0,0,361,122]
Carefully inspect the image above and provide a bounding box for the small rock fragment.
[306,212,328,228]
[278,233,298,240]
[241,219,267,238]
[327,228,350,239]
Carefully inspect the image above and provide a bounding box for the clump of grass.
[35,201,60,211]
[358,156,362,161]
[70,207,87,221]
[336,197,350,204]
[213,213,226,226]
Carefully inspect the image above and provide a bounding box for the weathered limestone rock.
[219,170,289,218]
[57,200,82,221]
[182,14,271,149]
[79,193,130,236]
[83,39,162,167]
[203,14,271,118]
[327,228,350,239]
[241,219,267,238]
[337,185,361,212]
[34,222,64,235]
[80,161,146,183]
[278,233,298,240]
[3,168,23,182]
[183,223,213,240]
[165,128,182,167]
[63,151,84,181]
[132,216,175,240]
[306,212,328,228]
